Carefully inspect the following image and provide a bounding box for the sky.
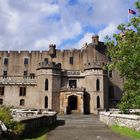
[0,0,137,50]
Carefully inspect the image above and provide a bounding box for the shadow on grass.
[20,119,65,140]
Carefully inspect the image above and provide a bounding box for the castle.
[0,35,123,114]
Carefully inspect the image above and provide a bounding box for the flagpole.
[128,10,130,23]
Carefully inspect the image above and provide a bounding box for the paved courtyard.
[48,114,133,140]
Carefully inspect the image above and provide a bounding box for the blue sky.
[0,0,138,50]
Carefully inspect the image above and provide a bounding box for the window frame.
[19,87,26,96]
[3,58,8,65]
[69,57,74,65]
[24,58,29,65]
[0,87,4,96]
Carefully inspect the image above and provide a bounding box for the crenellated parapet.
[0,76,37,85]
[37,61,61,70]
[84,62,104,70]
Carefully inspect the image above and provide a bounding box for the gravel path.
[47,114,133,140]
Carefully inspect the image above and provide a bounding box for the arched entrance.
[68,95,77,114]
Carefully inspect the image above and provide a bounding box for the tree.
[106,1,140,113]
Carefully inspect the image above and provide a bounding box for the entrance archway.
[68,95,77,114]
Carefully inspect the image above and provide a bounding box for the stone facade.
[0,35,123,114]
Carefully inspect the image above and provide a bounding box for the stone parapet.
[37,61,61,70]
[0,76,37,85]
[84,62,104,70]
[60,87,85,92]
[99,111,140,131]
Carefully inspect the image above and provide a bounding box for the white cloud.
[40,3,59,15]
[98,23,117,41]
[0,0,136,50]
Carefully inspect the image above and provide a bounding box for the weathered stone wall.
[19,113,57,135]
[99,111,140,131]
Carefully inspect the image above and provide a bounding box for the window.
[109,70,112,78]
[23,70,28,78]
[96,79,100,91]
[24,58,29,65]
[19,87,26,96]
[97,96,100,108]
[3,71,7,78]
[30,73,35,79]
[69,57,73,64]
[44,58,48,64]
[4,58,8,65]
[20,99,25,106]
[45,79,48,91]
[69,80,77,88]
[0,87,4,96]
[45,96,48,108]
[0,99,3,105]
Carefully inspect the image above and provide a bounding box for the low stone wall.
[19,112,57,135]
[99,111,140,131]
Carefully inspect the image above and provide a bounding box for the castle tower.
[36,44,61,111]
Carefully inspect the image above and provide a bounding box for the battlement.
[37,61,61,70]
[0,76,37,85]
[84,62,104,70]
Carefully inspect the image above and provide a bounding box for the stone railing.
[99,111,140,131]
[60,86,85,92]
[0,76,37,85]
[37,61,61,70]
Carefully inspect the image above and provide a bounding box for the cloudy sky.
[0,0,137,50]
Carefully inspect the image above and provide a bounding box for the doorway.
[68,95,77,113]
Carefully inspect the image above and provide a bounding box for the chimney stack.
[92,35,99,45]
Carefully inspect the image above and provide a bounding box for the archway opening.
[68,95,77,113]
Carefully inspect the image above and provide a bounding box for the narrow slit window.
[45,79,48,91]
[96,79,100,91]
[0,87,4,96]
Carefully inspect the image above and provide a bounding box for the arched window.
[20,99,25,106]
[96,79,100,91]
[97,96,100,108]
[45,96,48,108]
[45,79,48,91]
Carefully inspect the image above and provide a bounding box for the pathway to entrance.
[47,114,133,140]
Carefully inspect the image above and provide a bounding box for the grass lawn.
[111,125,140,140]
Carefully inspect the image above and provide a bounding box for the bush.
[0,106,25,134]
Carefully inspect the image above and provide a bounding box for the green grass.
[20,127,49,140]
[111,125,140,140]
